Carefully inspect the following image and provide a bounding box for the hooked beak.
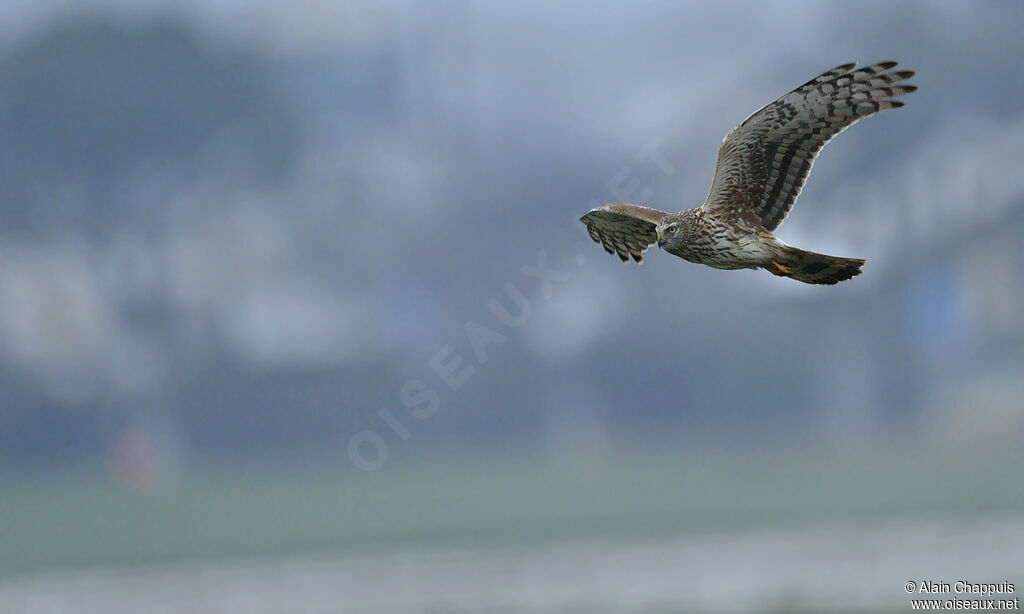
[656,232,665,247]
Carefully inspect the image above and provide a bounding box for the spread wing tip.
[578,203,666,265]
[709,60,916,232]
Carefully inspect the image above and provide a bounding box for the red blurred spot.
[106,428,160,492]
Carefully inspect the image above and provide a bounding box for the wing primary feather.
[580,203,669,264]
[704,61,917,231]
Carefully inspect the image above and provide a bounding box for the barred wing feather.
[704,61,917,230]
[580,203,669,263]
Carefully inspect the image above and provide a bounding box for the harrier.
[580,61,916,284]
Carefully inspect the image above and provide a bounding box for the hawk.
[581,61,916,284]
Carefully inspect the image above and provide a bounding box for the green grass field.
[2,443,1022,575]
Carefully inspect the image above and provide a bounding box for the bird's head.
[655,216,684,249]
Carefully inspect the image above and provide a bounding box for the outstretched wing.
[580,203,669,263]
[704,61,916,231]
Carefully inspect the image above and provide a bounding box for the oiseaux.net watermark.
[347,137,676,471]
[908,580,1018,611]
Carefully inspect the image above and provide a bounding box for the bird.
[580,61,916,284]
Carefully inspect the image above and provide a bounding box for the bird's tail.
[765,246,865,285]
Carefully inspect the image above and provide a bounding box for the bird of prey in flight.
[580,61,916,284]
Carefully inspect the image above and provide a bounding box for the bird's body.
[580,61,916,284]
[656,206,769,270]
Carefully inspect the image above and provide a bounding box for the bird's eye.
[666,226,677,234]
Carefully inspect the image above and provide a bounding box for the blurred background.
[1,1,1023,612]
